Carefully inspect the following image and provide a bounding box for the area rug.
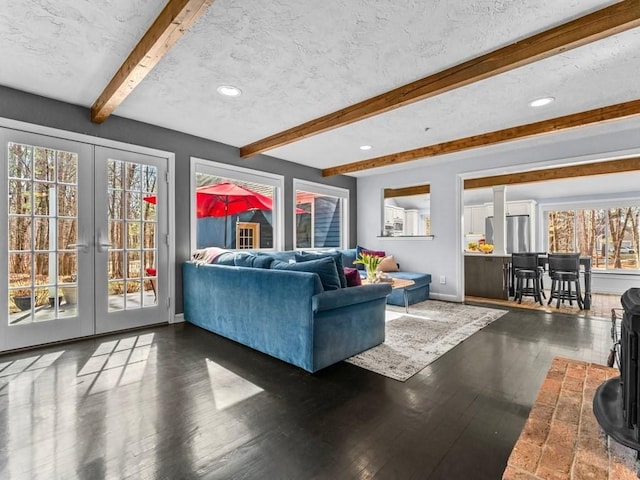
[345,300,507,381]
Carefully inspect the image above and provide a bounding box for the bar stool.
[512,253,543,305]
[547,253,583,310]
[535,252,547,299]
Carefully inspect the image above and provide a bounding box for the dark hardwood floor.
[0,306,612,479]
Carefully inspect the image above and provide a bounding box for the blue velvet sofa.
[182,259,391,373]
[340,248,432,307]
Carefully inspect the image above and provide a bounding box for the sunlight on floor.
[206,359,263,411]
[77,333,155,395]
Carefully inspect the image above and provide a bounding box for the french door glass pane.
[106,159,157,312]
[7,142,78,323]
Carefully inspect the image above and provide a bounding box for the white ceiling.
[1,0,639,187]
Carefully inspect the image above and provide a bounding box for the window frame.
[542,197,640,273]
[190,158,284,253]
[293,179,349,250]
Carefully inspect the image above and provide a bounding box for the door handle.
[68,243,89,253]
[97,242,113,253]
[97,230,113,252]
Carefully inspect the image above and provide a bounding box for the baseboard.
[429,293,462,303]
[172,313,185,324]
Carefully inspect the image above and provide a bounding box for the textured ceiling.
[1,0,639,182]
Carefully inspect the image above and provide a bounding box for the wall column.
[493,186,507,255]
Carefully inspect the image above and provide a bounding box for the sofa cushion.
[271,256,341,291]
[295,251,347,288]
[377,255,399,272]
[258,250,296,263]
[211,251,238,265]
[387,271,432,287]
[233,253,274,269]
[343,267,362,287]
[340,248,358,270]
[385,271,432,307]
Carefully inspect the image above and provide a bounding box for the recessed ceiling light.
[360,145,372,151]
[217,85,242,97]
[529,97,555,107]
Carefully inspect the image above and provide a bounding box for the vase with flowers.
[353,253,383,282]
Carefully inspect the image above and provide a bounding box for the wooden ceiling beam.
[240,0,640,158]
[322,99,640,176]
[91,0,214,124]
[463,156,640,190]
[384,185,431,198]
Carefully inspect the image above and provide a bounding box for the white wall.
[357,120,640,302]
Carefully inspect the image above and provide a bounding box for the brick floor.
[503,357,639,480]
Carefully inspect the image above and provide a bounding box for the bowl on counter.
[479,244,494,254]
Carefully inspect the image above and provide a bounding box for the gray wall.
[0,86,357,313]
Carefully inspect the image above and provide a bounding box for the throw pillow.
[361,248,386,257]
[343,267,362,287]
[295,251,347,288]
[271,256,341,291]
[377,255,399,272]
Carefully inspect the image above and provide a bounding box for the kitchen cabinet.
[464,200,537,247]
[464,254,510,299]
[506,200,534,216]
[464,205,488,235]
[384,205,405,236]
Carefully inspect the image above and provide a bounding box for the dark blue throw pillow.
[271,256,341,291]
[295,251,347,288]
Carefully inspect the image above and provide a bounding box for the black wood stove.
[593,288,640,454]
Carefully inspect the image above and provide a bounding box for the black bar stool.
[535,252,547,299]
[547,253,584,310]
[512,253,543,305]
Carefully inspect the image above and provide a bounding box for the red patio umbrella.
[195,182,272,218]
[144,182,305,247]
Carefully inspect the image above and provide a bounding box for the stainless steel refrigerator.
[485,215,530,253]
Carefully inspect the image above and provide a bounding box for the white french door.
[94,146,168,334]
[0,129,169,351]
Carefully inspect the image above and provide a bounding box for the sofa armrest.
[312,283,391,313]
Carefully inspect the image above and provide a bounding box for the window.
[191,159,283,251]
[545,205,640,271]
[381,185,431,237]
[294,180,348,249]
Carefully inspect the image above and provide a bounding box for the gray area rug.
[345,300,508,381]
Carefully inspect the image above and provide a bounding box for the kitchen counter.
[464,254,510,299]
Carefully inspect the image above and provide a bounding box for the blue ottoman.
[386,271,432,307]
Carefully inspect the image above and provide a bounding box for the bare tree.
[608,208,632,269]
